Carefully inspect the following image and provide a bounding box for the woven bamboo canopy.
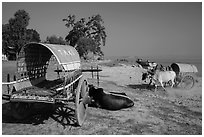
[17,42,80,72]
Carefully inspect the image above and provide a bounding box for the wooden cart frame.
[5,42,90,126]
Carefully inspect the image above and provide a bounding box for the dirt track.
[2,76,202,135]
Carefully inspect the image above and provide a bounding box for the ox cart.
[142,62,198,90]
[171,63,198,89]
[3,43,91,126]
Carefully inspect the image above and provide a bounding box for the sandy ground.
[2,63,202,135]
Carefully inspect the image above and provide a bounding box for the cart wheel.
[11,102,32,120]
[180,75,195,89]
[75,78,89,126]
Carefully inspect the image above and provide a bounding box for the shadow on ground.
[127,84,155,91]
[2,102,78,127]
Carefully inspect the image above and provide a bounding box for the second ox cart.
[171,63,198,89]
[141,62,198,90]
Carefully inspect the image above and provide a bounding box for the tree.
[2,24,10,55]
[76,37,96,58]
[2,9,41,60]
[26,29,41,43]
[63,14,106,58]
[45,35,67,45]
[2,10,30,60]
[8,10,30,53]
[2,23,17,60]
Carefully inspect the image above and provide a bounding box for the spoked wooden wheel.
[52,105,76,126]
[75,77,90,126]
[11,102,32,120]
[180,75,195,89]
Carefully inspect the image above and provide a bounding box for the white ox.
[152,70,176,91]
[142,70,176,91]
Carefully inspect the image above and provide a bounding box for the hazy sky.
[2,2,202,59]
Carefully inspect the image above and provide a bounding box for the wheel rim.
[75,79,89,126]
[180,75,194,89]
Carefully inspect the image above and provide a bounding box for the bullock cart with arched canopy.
[171,63,198,89]
[6,42,91,126]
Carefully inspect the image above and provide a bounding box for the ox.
[88,85,134,110]
[142,70,176,91]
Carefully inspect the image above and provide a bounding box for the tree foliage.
[45,35,67,45]
[76,37,96,57]
[2,24,11,55]
[2,10,41,60]
[26,29,41,43]
[63,14,106,58]
[8,10,30,54]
